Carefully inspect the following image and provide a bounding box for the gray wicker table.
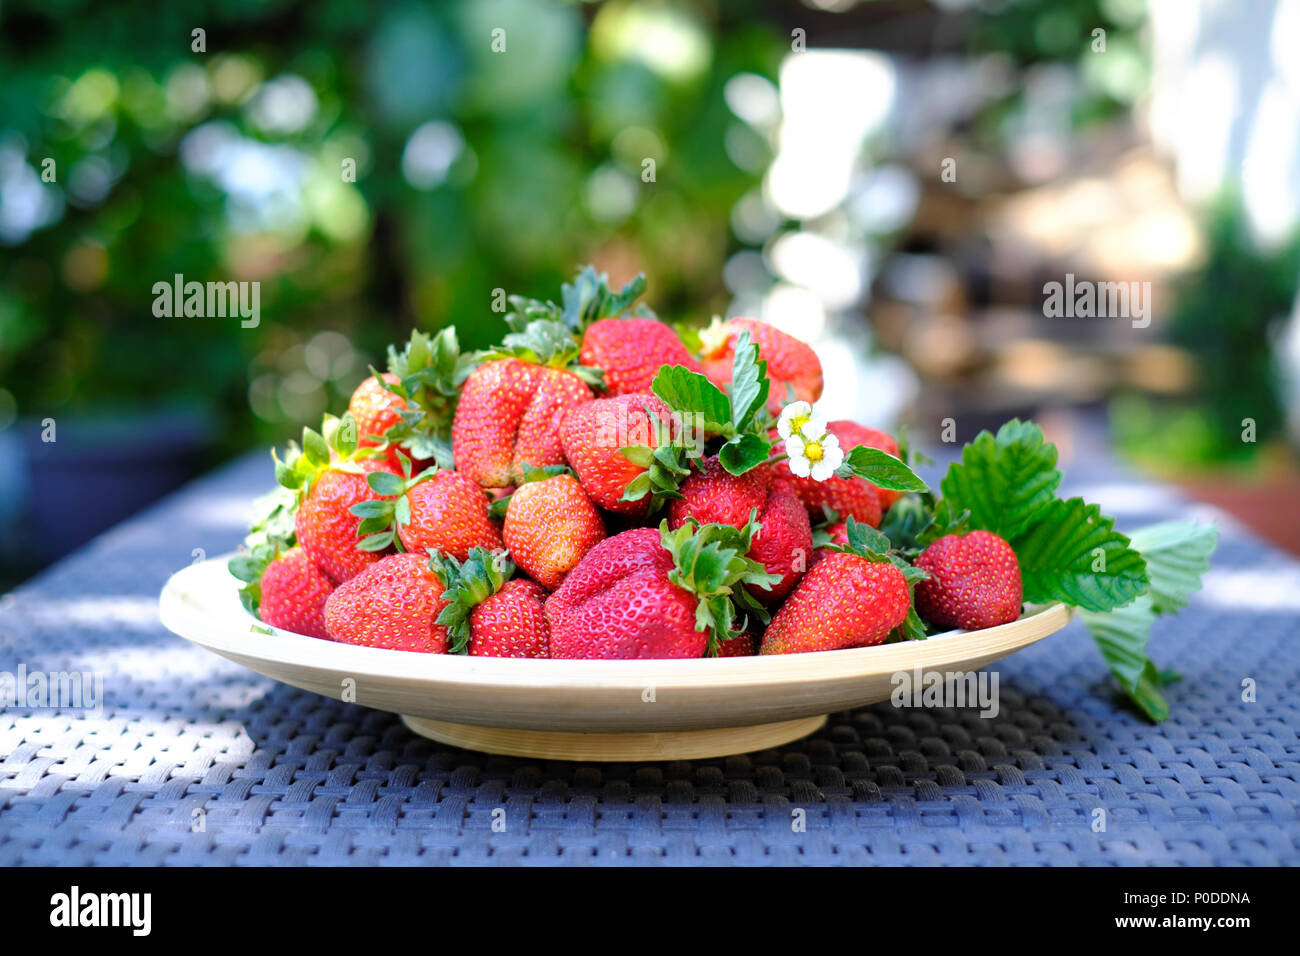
[1,447,1296,865]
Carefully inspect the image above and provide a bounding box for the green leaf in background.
[1078,517,1218,722]
[939,419,1062,540]
[839,446,929,492]
[1012,497,1148,611]
[651,364,734,435]
[1127,521,1219,614]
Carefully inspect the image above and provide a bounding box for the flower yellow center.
[789,414,811,437]
[804,439,824,462]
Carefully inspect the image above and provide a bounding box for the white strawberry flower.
[785,430,843,481]
[776,401,827,442]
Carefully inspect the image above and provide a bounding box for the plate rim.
[160,554,1074,691]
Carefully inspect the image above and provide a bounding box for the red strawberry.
[431,549,548,658]
[914,531,1023,630]
[323,552,449,652]
[348,372,407,448]
[716,632,756,657]
[468,579,550,658]
[295,458,397,584]
[580,317,703,395]
[700,318,822,415]
[771,420,884,527]
[559,392,682,515]
[503,472,606,589]
[257,546,334,640]
[546,524,774,659]
[667,458,812,602]
[397,469,503,561]
[452,358,593,488]
[759,552,910,655]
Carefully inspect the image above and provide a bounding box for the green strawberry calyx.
[617,405,693,512]
[348,452,438,553]
[659,514,782,657]
[430,547,516,655]
[372,327,473,470]
[227,483,298,616]
[275,411,384,504]
[506,264,654,334]
[479,318,606,390]
[820,516,930,644]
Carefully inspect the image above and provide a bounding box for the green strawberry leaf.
[1077,517,1217,722]
[433,547,515,653]
[890,606,928,643]
[619,445,656,469]
[915,499,971,549]
[1079,596,1168,721]
[660,516,779,653]
[651,364,734,436]
[718,433,772,475]
[358,531,394,552]
[728,330,770,432]
[845,517,892,559]
[366,471,405,497]
[1126,520,1219,615]
[838,446,929,492]
[876,494,933,554]
[301,427,330,468]
[939,419,1062,541]
[1012,497,1148,612]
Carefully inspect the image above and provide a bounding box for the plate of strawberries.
[161,266,1193,760]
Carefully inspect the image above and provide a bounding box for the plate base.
[400,713,828,761]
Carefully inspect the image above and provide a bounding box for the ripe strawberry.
[580,317,703,396]
[397,469,502,561]
[295,458,397,584]
[452,357,593,488]
[699,317,822,415]
[257,547,334,640]
[668,458,812,602]
[431,549,548,658]
[716,632,756,657]
[772,420,884,527]
[348,372,407,449]
[546,523,776,659]
[559,392,685,514]
[914,531,1023,630]
[323,552,450,652]
[759,552,910,654]
[503,471,606,589]
[468,579,550,658]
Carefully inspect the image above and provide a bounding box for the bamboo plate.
[159,556,1072,761]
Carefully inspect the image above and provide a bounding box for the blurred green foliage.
[1114,197,1300,468]
[0,0,783,455]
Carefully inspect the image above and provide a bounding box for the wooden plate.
[159,556,1072,761]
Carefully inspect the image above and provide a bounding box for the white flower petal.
[821,441,845,472]
[800,415,828,440]
[785,434,805,457]
[809,460,833,481]
[777,402,812,440]
[789,455,812,478]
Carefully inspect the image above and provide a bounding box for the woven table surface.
[1,446,1297,866]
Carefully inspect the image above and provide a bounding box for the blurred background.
[1,0,1297,589]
